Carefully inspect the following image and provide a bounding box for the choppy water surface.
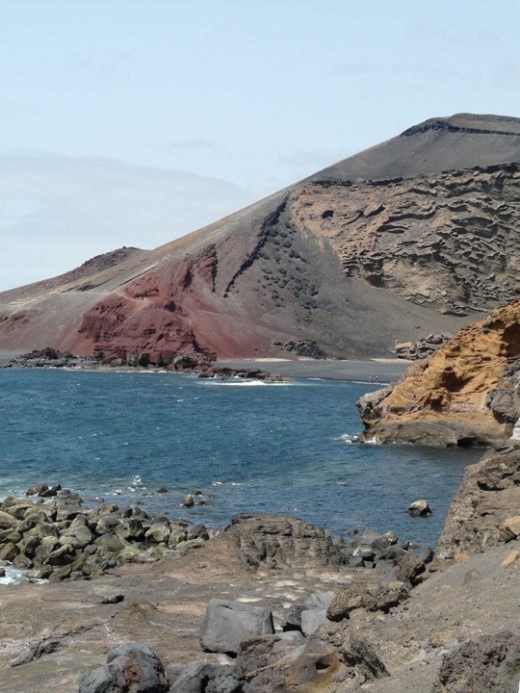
[0,369,481,547]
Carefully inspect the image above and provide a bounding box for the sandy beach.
[216,358,409,383]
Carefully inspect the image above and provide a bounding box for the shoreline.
[0,350,410,383]
[215,358,410,383]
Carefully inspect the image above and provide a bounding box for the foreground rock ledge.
[357,299,520,447]
[1,475,520,692]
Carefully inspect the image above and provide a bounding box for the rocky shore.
[2,443,520,691]
[0,347,289,383]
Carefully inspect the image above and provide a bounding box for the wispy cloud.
[0,155,253,291]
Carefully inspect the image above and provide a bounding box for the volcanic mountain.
[2,113,520,364]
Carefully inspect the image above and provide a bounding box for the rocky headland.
[357,299,520,447]
[2,446,520,691]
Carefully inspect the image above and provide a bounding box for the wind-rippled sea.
[0,369,481,548]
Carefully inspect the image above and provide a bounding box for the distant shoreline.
[216,358,409,383]
[0,351,410,383]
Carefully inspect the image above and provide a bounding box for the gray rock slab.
[200,599,274,654]
[300,608,330,636]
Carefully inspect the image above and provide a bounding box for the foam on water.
[200,379,289,387]
[0,565,29,586]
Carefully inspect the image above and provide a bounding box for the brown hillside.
[1,114,520,362]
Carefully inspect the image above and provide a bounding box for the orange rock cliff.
[357,299,520,446]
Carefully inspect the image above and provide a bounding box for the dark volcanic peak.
[314,112,520,183]
[1,113,520,361]
[402,113,520,137]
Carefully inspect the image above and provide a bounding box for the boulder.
[392,552,425,588]
[168,661,216,693]
[79,643,168,693]
[300,608,329,636]
[374,581,410,613]
[408,499,432,517]
[282,592,335,631]
[199,599,274,655]
[223,513,346,571]
[341,634,389,681]
[326,586,376,621]
[497,516,520,542]
[0,510,17,530]
[275,640,341,692]
[145,523,171,544]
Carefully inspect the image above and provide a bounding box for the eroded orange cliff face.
[358,300,520,446]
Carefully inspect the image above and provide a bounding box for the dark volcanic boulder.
[223,513,346,570]
[79,643,168,693]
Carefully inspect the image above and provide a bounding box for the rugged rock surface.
[3,114,520,361]
[394,333,451,361]
[437,446,520,557]
[3,490,520,692]
[222,513,347,571]
[357,299,520,446]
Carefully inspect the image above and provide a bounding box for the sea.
[0,368,482,562]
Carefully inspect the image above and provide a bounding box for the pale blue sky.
[1,1,519,290]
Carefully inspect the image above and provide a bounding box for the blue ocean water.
[0,369,481,547]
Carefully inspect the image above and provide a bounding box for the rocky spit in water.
[2,445,520,692]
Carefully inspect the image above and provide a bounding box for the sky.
[1,1,520,291]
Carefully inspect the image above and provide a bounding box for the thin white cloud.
[0,154,253,292]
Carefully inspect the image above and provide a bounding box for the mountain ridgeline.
[2,113,520,364]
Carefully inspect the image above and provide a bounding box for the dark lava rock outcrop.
[357,299,520,446]
[2,114,520,361]
[437,446,520,557]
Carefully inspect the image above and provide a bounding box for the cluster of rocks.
[79,583,412,692]
[78,515,437,692]
[2,348,215,373]
[0,484,212,582]
[394,333,451,360]
[283,339,327,359]
[2,347,290,382]
[1,347,95,369]
[221,512,434,580]
[333,524,434,581]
